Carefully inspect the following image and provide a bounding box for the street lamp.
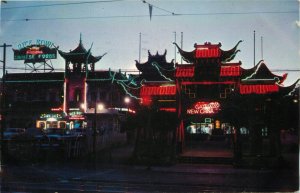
[80,103,86,112]
[124,96,130,114]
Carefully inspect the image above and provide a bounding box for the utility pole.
[139,33,141,63]
[253,30,256,67]
[261,36,264,60]
[180,32,183,64]
[174,32,177,64]
[0,43,12,169]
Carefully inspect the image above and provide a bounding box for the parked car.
[36,128,73,148]
[70,127,87,137]
[25,127,44,137]
[3,128,25,140]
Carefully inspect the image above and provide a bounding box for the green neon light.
[6,80,64,83]
[116,81,140,100]
[151,62,173,81]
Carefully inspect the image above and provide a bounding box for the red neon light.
[220,66,240,77]
[69,116,85,120]
[195,48,220,58]
[26,47,43,55]
[26,50,43,55]
[51,107,63,112]
[159,108,176,112]
[187,102,220,115]
[140,86,176,96]
[239,84,279,94]
[181,81,235,85]
[140,96,152,106]
[175,67,195,77]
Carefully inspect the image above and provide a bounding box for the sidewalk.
[1,144,298,192]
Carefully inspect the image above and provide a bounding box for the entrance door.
[183,119,234,162]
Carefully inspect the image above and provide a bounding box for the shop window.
[240,127,249,135]
[262,127,268,137]
[59,121,66,129]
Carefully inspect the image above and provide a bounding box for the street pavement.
[1,144,299,192]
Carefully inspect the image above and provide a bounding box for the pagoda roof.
[135,50,175,81]
[58,36,106,64]
[174,40,242,63]
[241,60,287,85]
[278,79,300,96]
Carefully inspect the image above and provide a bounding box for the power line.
[2,11,298,22]
[142,0,176,15]
[2,10,297,22]
[2,0,123,10]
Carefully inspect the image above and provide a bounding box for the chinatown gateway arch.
[2,36,299,166]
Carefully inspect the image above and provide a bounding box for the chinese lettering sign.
[187,102,220,115]
[13,39,57,63]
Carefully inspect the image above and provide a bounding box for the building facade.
[3,37,134,130]
[134,41,299,162]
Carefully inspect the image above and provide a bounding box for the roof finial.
[80,33,82,45]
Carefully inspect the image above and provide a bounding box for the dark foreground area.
[1,144,299,193]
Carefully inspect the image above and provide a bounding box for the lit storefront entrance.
[181,101,235,161]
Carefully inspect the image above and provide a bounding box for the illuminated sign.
[215,120,220,129]
[220,66,240,77]
[68,115,85,120]
[239,84,279,94]
[16,39,56,50]
[175,67,195,77]
[195,47,220,58]
[187,102,220,115]
[159,108,176,112]
[69,111,82,116]
[51,107,63,112]
[13,39,57,63]
[140,85,176,96]
[40,113,63,119]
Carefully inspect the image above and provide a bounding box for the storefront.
[36,108,67,130]
[36,107,87,130]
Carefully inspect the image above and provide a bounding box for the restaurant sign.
[187,101,220,115]
[13,39,57,63]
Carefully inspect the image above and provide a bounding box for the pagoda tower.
[135,50,175,82]
[58,35,106,112]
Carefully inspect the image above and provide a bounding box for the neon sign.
[51,107,63,112]
[187,102,220,115]
[140,86,176,96]
[40,113,62,119]
[13,39,57,63]
[175,67,195,77]
[220,66,240,76]
[195,47,220,58]
[159,108,176,112]
[16,39,56,50]
[239,84,279,94]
